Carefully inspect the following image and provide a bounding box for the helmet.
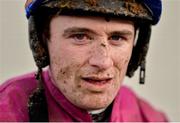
[25,0,162,83]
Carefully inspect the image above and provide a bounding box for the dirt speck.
[77,85,82,88]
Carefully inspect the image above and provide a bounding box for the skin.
[48,15,135,111]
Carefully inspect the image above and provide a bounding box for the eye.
[108,35,126,45]
[74,34,86,40]
[70,33,93,45]
[108,35,124,41]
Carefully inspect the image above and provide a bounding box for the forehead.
[50,15,135,31]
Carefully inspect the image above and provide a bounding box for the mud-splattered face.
[48,16,135,110]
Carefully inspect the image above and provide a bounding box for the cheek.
[51,61,82,96]
[49,46,86,89]
[113,47,132,83]
[51,57,81,82]
[114,50,132,71]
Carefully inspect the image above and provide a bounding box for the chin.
[78,96,114,111]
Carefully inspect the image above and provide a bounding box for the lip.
[81,76,113,86]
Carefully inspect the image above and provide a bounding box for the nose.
[89,42,113,70]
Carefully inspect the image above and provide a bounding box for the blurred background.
[0,0,179,121]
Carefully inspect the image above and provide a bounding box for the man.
[0,0,168,122]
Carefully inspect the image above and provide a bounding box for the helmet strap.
[139,60,146,84]
[28,68,49,121]
[126,23,151,85]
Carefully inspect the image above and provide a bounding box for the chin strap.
[28,69,49,121]
[139,60,146,84]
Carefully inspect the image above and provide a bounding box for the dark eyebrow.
[62,27,134,38]
[62,27,97,37]
[108,30,134,37]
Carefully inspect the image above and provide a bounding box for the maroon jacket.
[0,69,168,122]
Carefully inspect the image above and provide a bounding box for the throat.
[87,103,113,122]
[88,108,109,122]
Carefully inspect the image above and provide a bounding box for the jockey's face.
[48,15,135,110]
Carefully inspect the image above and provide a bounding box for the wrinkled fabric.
[0,69,168,122]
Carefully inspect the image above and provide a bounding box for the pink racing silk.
[0,69,168,122]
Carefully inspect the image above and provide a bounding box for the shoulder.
[117,86,168,122]
[0,72,38,121]
[137,95,168,122]
[0,72,38,97]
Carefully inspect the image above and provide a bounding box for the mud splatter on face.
[100,43,106,47]
[77,84,82,88]
[48,15,134,111]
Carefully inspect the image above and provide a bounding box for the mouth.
[81,77,113,85]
